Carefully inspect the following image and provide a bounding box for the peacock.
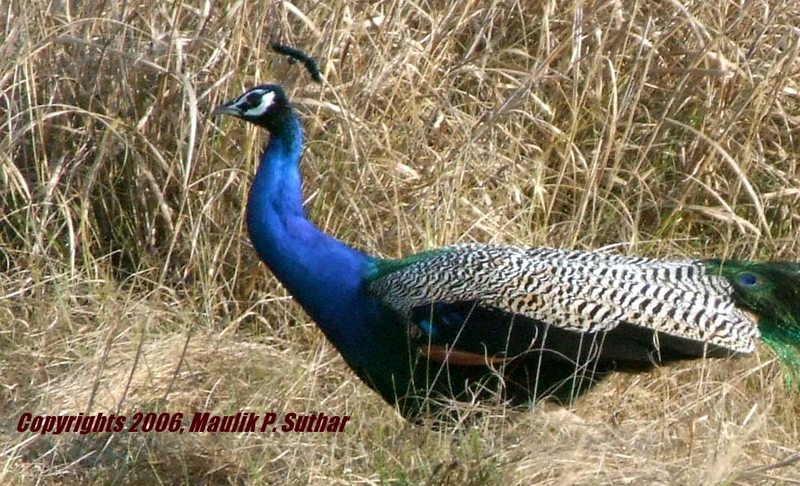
[211,51,800,420]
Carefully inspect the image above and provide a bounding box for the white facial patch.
[240,89,276,117]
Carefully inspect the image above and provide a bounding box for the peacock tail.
[703,259,800,389]
[212,49,800,419]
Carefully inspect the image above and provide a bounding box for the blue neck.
[245,110,382,369]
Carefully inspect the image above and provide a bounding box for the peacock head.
[211,84,290,129]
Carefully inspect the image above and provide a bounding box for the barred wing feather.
[369,244,760,354]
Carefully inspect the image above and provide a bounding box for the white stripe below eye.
[242,90,276,117]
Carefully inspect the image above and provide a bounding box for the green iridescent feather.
[704,259,800,389]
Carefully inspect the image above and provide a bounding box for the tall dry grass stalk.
[1,0,799,484]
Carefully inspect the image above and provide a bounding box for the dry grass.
[2,0,800,484]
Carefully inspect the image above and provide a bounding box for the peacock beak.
[210,103,241,118]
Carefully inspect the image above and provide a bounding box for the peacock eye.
[739,272,758,286]
[245,93,261,107]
